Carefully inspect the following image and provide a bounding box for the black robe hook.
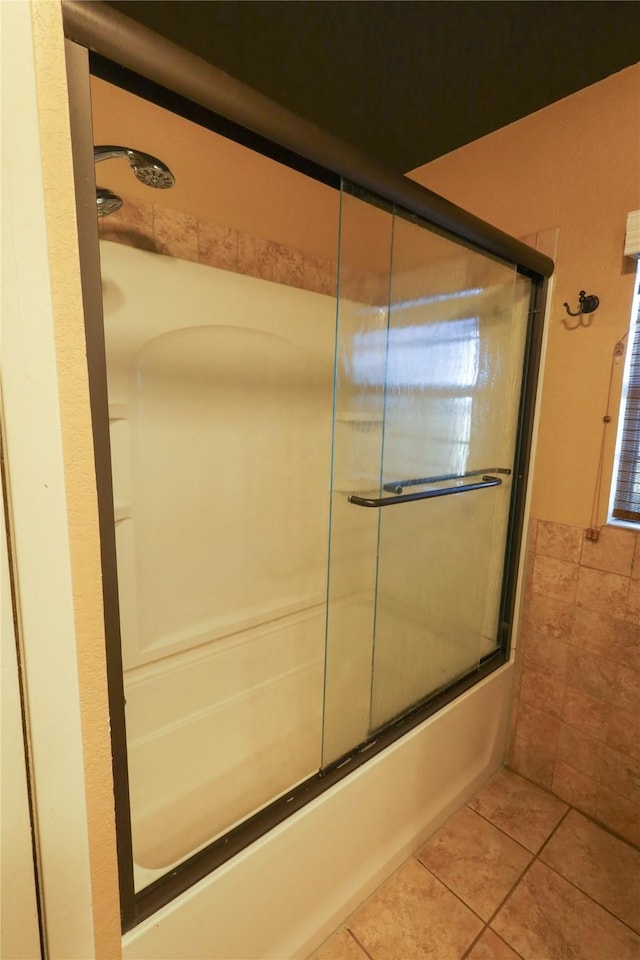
[563,290,599,318]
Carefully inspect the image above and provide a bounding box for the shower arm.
[94,145,140,162]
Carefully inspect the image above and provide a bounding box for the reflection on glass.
[353,316,480,390]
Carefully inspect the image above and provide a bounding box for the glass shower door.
[368,211,530,730]
[323,186,531,762]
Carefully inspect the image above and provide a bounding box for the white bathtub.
[123,662,514,959]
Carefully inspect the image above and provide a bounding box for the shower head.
[96,186,123,217]
[94,145,176,189]
[129,151,175,189]
[94,145,175,216]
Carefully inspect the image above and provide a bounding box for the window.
[610,262,640,525]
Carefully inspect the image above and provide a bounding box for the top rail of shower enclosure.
[62,0,553,280]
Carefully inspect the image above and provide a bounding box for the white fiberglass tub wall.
[101,240,334,882]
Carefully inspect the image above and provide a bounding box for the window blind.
[612,282,640,523]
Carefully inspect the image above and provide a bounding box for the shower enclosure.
[63,1,551,943]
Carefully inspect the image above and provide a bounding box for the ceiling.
[106,0,639,174]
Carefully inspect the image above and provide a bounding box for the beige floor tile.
[491,860,640,960]
[468,768,568,852]
[539,809,640,934]
[466,928,523,960]
[417,806,532,920]
[348,859,482,960]
[311,928,370,960]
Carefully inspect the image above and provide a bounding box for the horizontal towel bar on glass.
[383,467,511,495]
[348,468,510,508]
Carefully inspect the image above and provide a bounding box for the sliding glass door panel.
[369,213,530,729]
[323,187,532,758]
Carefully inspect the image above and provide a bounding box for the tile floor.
[311,767,640,960]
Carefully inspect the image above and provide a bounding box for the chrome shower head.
[93,145,175,216]
[94,145,175,188]
[127,150,175,189]
[96,186,123,217]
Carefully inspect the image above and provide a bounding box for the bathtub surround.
[100,198,534,899]
[91,89,542,937]
[509,520,640,848]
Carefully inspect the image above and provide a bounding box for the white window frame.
[608,253,640,530]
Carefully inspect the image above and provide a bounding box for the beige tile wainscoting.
[510,521,639,848]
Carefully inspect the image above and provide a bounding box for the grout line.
[468,785,640,932]
[465,800,544,857]
[413,857,487,924]
[491,930,527,960]
[345,928,375,960]
[575,804,640,854]
[463,802,538,855]
[482,855,536,930]
[459,923,488,959]
[535,857,640,939]
[536,810,640,940]
[461,924,527,960]
[510,800,640,938]
[535,803,572,859]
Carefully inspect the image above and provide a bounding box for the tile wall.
[509,521,640,847]
[98,197,337,296]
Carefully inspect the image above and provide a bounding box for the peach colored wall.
[411,64,640,529]
[30,3,121,956]
[90,76,342,266]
